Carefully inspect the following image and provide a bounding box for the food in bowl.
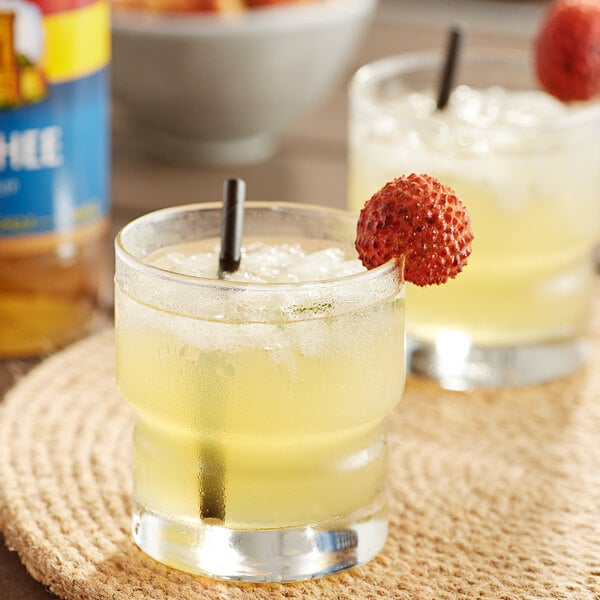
[112,0,321,14]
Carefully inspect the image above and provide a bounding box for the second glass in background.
[349,47,600,389]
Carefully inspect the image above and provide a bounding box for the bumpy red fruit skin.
[355,174,473,287]
[535,0,600,102]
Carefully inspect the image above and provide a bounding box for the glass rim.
[115,200,402,294]
[350,47,600,134]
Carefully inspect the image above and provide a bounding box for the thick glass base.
[132,502,388,582]
[407,335,590,390]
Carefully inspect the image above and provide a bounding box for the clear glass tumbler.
[349,47,600,389]
[114,202,405,582]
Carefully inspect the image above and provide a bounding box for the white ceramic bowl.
[111,0,377,166]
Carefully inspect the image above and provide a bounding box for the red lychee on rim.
[355,174,473,287]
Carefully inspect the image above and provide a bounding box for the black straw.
[436,25,464,111]
[199,178,246,522]
[199,448,226,521]
[218,178,246,276]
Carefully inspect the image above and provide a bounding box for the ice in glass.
[114,202,405,582]
[349,48,600,388]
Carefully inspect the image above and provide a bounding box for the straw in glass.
[436,25,464,111]
[199,178,246,521]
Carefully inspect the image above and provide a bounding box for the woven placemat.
[1,328,600,600]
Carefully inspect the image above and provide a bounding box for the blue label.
[0,67,109,237]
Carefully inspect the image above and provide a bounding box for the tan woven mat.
[1,328,600,600]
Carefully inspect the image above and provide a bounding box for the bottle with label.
[0,0,110,357]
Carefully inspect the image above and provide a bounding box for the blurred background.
[110,0,552,230]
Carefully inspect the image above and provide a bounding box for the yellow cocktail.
[349,49,600,388]
[115,203,405,581]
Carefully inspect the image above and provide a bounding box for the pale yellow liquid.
[116,244,405,529]
[349,87,600,347]
[351,171,597,346]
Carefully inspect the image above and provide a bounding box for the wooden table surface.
[0,3,546,597]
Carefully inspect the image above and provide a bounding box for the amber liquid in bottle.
[0,220,108,358]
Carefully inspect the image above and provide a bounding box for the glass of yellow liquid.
[349,47,600,389]
[114,201,405,581]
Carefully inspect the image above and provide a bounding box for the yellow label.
[43,0,111,83]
